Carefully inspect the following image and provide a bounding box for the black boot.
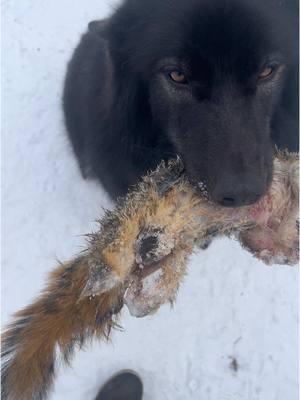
[94,370,143,400]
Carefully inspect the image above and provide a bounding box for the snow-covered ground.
[2,1,299,399]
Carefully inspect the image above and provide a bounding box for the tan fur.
[2,259,123,400]
[2,153,298,400]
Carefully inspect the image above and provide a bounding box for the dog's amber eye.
[259,65,274,79]
[169,70,187,84]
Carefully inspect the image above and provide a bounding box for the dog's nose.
[216,192,261,207]
[212,179,264,207]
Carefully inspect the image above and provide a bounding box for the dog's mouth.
[181,149,274,208]
[186,167,273,208]
[186,153,299,266]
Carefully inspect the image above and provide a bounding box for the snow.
[2,1,299,399]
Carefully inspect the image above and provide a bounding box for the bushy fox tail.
[1,256,123,400]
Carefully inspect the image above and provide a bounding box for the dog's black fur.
[63,0,298,204]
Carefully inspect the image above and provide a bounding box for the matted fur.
[1,153,298,400]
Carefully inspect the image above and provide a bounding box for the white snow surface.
[2,1,299,399]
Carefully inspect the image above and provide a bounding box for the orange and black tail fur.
[1,256,124,400]
[1,159,185,400]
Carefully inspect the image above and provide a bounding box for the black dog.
[63,0,298,204]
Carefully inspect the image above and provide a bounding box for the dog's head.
[93,0,297,206]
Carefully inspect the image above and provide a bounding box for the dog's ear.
[87,18,115,111]
[88,16,153,154]
[88,19,109,39]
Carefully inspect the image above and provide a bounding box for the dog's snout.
[211,174,266,207]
